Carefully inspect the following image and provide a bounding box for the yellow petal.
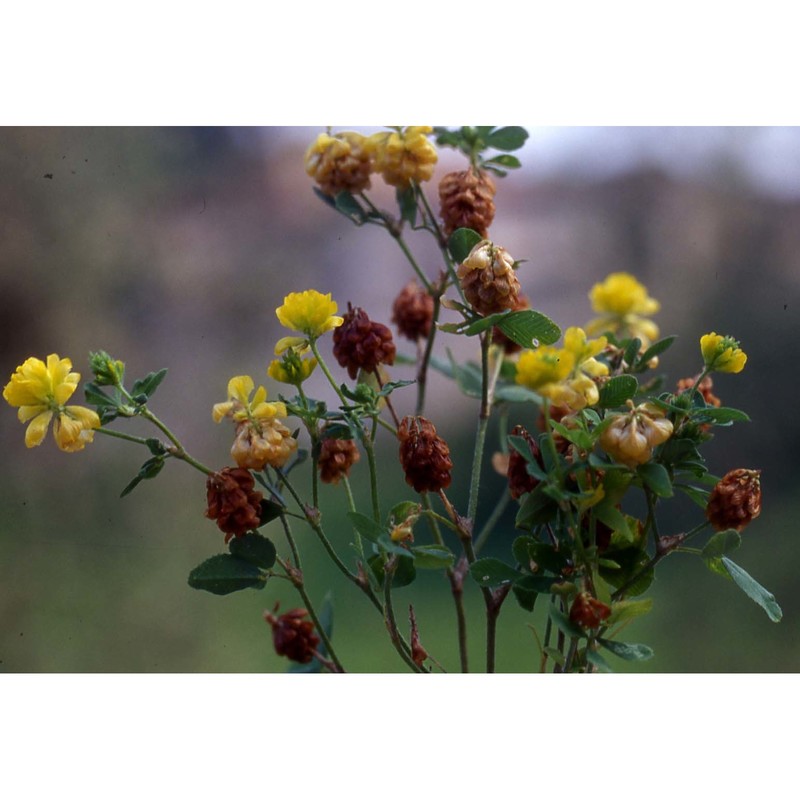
[227,375,254,404]
[275,336,307,355]
[18,403,49,423]
[25,410,53,448]
[212,401,235,422]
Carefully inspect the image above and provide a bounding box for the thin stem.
[342,476,364,560]
[362,418,381,523]
[383,559,425,673]
[95,428,153,447]
[309,340,348,408]
[416,291,441,416]
[138,407,214,475]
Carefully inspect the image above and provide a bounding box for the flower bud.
[438,168,496,238]
[706,468,762,532]
[392,281,434,341]
[398,415,453,493]
[89,350,125,386]
[457,240,521,316]
[569,592,611,629]
[264,606,320,664]
[332,304,396,380]
[206,467,264,543]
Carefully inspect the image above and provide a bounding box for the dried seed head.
[230,418,297,471]
[398,415,453,493]
[305,131,372,197]
[676,374,721,408]
[206,467,264,543]
[507,424,544,500]
[264,606,320,664]
[332,304,397,380]
[569,592,612,629]
[457,240,521,316]
[391,281,434,341]
[706,468,762,532]
[438,168,497,238]
[318,435,360,485]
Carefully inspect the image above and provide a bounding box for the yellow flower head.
[515,346,575,391]
[213,375,287,424]
[700,333,747,374]
[586,272,660,346]
[304,131,372,197]
[275,290,343,354]
[268,349,318,386]
[3,354,101,451]
[366,126,438,189]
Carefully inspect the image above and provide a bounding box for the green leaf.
[494,384,541,403]
[512,537,570,574]
[396,186,417,226]
[720,557,783,622]
[598,375,638,408]
[228,532,277,569]
[606,598,654,627]
[458,309,512,336]
[701,529,742,559]
[369,554,416,588]
[83,381,119,409]
[187,554,266,596]
[637,336,676,367]
[549,605,584,639]
[622,337,642,367]
[259,498,284,526]
[469,558,522,587]
[120,456,165,498]
[677,483,710,510]
[543,646,566,667]
[512,584,537,612]
[334,191,365,223]
[585,648,614,672]
[495,310,561,348]
[597,638,654,661]
[600,550,653,597]
[131,368,168,400]
[447,227,483,263]
[312,186,337,209]
[696,407,751,425]
[703,556,731,579]
[515,574,563,594]
[487,126,529,151]
[411,545,455,569]
[515,483,558,529]
[448,355,483,398]
[484,154,522,169]
[347,511,384,544]
[637,462,673,498]
[387,501,421,526]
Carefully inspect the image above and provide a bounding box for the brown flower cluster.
[333,304,396,380]
[264,606,320,664]
[438,168,496,238]
[205,467,263,543]
[398,415,453,493]
[392,281,434,341]
[457,240,521,316]
[318,435,360,485]
[706,468,762,532]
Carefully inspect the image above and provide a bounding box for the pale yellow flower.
[3,354,100,452]
[366,126,438,188]
[586,272,660,346]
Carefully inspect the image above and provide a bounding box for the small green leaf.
[448,227,483,263]
[487,126,529,151]
[458,310,511,336]
[495,310,561,348]
[512,584,538,612]
[411,545,454,569]
[120,456,165,498]
[701,529,742,559]
[543,646,566,667]
[369,554,416,588]
[84,382,118,408]
[585,648,614,672]
[637,462,673,498]
[549,605,584,639]
[597,638,654,661]
[259,498,284,526]
[145,437,167,456]
[312,186,337,209]
[187,554,266,595]
[131,368,168,400]
[469,558,522,587]
[494,384,540,403]
[622,337,642,367]
[515,574,562,594]
[515,484,558,529]
[677,483,710,510]
[703,556,731,579]
[229,532,277,569]
[720,557,782,622]
[598,375,639,408]
[636,336,676,367]
[347,511,384,543]
[387,501,420,526]
[334,191,365,223]
[695,407,751,425]
[606,598,653,627]
[396,186,417,226]
[512,537,570,574]
[484,154,522,169]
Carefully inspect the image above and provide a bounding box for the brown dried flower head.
[398,415,453,493]
[318,434,360,485]
[438,168,497,238]
[333,303,396,380]
[569,592,612,629]
[706,468,762,532]
[206,467,264,543]
[264,605,320,664]
[392,280,434,341]
[457,240,521,316]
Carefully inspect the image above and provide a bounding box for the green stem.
[137,407,214,475]
[383,560,425,673]
[362,418,382,523]
[309,340,348,408]
[95,428,152,447]
[416,292,441,416]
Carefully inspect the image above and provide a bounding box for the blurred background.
[1,126,797,672]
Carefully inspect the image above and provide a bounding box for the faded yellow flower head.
[366,126,438,189]
[305,131,372,197]
[700,333,747,374]
[3,354,100,451]
[586,272,660,346]
[275,290,343,353]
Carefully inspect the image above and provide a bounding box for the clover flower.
[366,126,438,189]
[267,348,318,386]
[700,333,747,374]
[304,131,372,197]
[212,376,287,424]
[275,290,344,354]
[586,272,660,346]
[3,354,101,452]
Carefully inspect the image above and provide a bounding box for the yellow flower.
[700,333,747,374]
[275,290,343,354]
[586,272,660,346]
[366,126,438,188]
[3,354,100,451]
[213,376,287,424]
[305,131,372,197]
[515,328,608,411]
[268,349,318,385]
